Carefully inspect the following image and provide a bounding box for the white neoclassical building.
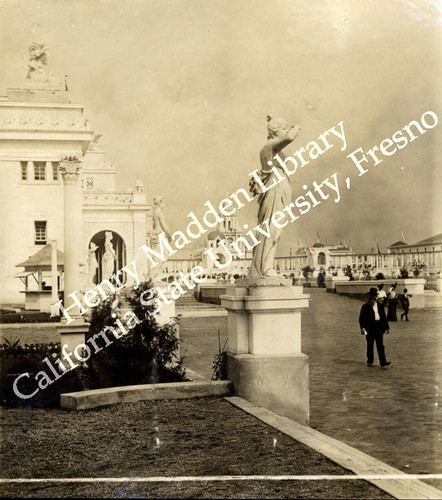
[167,231,442,281]
[0,48,152,308]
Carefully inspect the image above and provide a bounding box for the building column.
[57,157,88,363]
[59,157,83,316]
[50,240,59,317]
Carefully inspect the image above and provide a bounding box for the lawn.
[0,397,391,499]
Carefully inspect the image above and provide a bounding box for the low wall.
[23,291,52,312]
[325,276,350,292]
[197,284,227,305]
[333,279,426,309]
[61,380,233,410]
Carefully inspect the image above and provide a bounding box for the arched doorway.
[216,253,227,265]
[89,230,126,284]
[318,252,326,266]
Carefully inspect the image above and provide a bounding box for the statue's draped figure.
[87,242,99,286]
[149,196,172,282]
[102,231,117,280]
[247,116,300,278]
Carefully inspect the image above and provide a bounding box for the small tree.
[411,261,426,277]
[85,280,186,388]
[302,265,314,281]
[399,267,409,279]
[343,265,354,281]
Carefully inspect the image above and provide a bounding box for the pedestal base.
[57,322,89,368]
[222,281,310,425]
[227,352,309,425]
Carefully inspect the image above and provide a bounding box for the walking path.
[179,288,442,488]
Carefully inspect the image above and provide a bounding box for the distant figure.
[359,287,391,367]
[399,288,412,321]
[102,231,117,280]
[387,283,398,321]
[377,283,387,308]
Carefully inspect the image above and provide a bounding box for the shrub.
[0,312,60,324]
[0,337,60,359]
[0,338,83,407]
[212,332,228,381]
[399,267,409,278]
[375,272,385,280]
[85,281,186,389]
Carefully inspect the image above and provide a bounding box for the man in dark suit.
[359,287,391,367]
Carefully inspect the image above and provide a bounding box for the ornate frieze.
[0,116,88,130]
[82,191,134,204]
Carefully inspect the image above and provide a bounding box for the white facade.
[386,235,442,273]
[0,83,152,306]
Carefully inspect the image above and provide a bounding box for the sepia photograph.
[0,0,441,498]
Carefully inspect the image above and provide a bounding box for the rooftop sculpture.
[26,43,64,89]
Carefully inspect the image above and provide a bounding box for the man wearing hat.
[359,287,391,367]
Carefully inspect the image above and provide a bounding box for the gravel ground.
[0,397,391,499]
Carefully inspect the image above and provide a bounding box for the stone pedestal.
[58,323,89,368]
[154,288,179,358]
[153,287,176,326]
[221,281,310,425]
[226,353,309,424]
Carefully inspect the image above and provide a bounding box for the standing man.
[359,287,391,368]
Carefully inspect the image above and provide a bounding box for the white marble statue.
[88,133,103,151]
[102,231,117,280]
[248,115,300,278]
[149,196,172,282]
[87,242,99,286]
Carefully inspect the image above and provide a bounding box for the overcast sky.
[0,0,441,254]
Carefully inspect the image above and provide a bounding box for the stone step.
[176,298,199,304]
[425,295,442,307]
[176,303,222,309]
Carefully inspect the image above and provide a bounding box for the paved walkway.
[179,288,442,488]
